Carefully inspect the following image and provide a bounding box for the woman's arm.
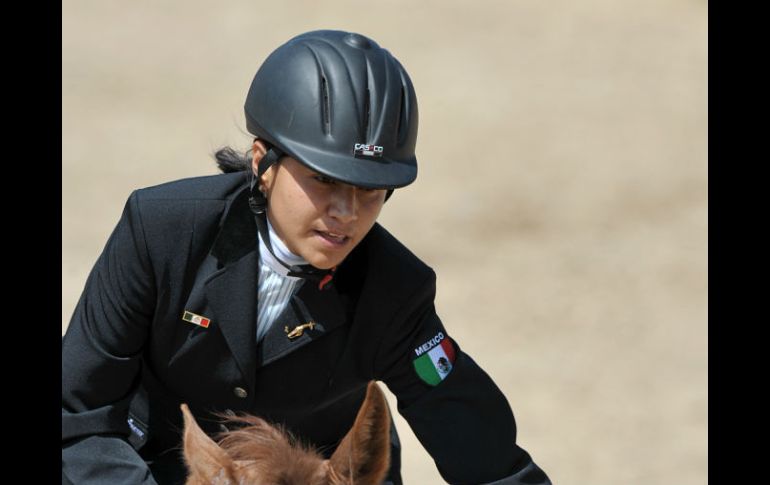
[62,191,159,484]
[374,273,552,485]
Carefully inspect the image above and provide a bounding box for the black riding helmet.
[245,30,419,190]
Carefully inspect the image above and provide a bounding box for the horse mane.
[212,413,331,484]
[215,413,323,464]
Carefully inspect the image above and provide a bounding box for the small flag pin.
[182,310,211,328]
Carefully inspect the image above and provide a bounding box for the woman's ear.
[251,139,268,177]
[252,140,273,194]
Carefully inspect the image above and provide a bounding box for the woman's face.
[253,142,387,269]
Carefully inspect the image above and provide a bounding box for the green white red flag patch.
[412,332,456,385]
[182,310,210,328]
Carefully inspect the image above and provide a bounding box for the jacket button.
[233,387,248,399]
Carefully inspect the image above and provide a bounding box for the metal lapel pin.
[284,322,316,340]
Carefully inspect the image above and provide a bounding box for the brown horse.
[181,381,391,485]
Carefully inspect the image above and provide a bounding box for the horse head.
[181,381,391,485]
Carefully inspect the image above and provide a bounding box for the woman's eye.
[315,175,335,185]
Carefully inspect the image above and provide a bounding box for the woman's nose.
[329,186,358,223]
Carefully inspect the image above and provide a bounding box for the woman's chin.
[308,258,341,271]
[305,251,347,271]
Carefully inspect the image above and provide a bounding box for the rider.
[62,29,552,485]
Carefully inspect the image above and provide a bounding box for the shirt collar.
[258,217,307,278]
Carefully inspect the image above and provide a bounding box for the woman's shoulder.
[357,224,435,283]
[122,172,248,235]
[133,172,247,202]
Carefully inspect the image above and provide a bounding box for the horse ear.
[328,382,391,485]
[180,404,236,483]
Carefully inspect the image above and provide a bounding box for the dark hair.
[214,139,280,174]
[213,146,251,173]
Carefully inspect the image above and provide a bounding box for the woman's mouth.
[314,230,350,247]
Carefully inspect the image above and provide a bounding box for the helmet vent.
[396,85,406,144]
[364,88,371,140]
[321,75,331,135]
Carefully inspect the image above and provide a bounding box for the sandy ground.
[63,1,707,483]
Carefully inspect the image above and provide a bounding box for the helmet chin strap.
[248,147,336,288]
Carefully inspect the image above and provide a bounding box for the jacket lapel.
[257,271,349,367]
[178,188,260,394]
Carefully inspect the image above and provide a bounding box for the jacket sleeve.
[373,272,552,485]
[62,191,159,485]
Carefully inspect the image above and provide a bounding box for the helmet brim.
[283,138,417,190]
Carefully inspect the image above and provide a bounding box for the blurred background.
[63,1,707,483]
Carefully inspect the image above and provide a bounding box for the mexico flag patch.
[182,310,211,328]
[412,332,456,386]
